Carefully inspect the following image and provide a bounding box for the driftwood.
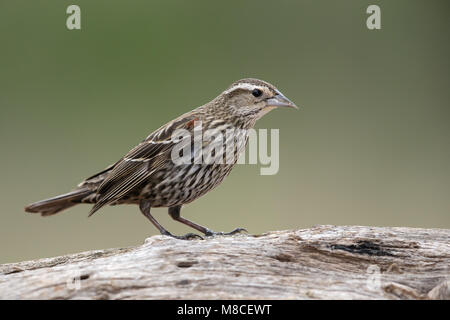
[0,225,449,300]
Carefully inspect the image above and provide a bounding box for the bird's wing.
[88,114,201,216]
[77,161,120,189]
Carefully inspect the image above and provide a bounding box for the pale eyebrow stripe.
[223,83,258,95]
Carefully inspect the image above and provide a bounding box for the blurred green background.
[1,1,449,264]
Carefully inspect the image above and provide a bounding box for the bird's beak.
[265,93,298,109]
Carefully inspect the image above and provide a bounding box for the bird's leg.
[168,205,247,237]
[139,201,202,240]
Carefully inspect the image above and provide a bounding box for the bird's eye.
[252,89,262,97]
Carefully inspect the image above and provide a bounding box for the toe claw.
[228,228,248,235]
[205,227,248,237]
[182,233,204,240]
[161,231,203,240]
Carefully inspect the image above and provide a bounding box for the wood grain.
[0,225,449,299]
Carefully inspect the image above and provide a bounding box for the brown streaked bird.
[25,78,298,239]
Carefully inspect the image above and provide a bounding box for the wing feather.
[88,114,201,215]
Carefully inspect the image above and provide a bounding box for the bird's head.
[212,78,298,126]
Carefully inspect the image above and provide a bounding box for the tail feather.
[25,188,93,216]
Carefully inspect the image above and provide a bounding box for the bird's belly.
[140,163,234,207]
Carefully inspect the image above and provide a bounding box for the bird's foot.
[204,228,247,237]
[161,231,203,240]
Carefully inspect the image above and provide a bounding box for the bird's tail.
[25,188,94,216]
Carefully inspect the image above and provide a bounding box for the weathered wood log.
[0,225,449,300]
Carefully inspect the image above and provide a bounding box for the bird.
[25,78,298,240]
